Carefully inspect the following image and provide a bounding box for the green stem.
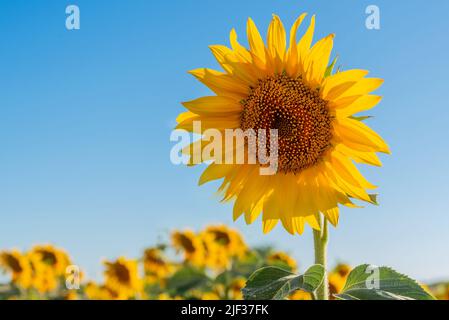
[313,216,329,300]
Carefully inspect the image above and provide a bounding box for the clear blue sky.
[1,0,448,282]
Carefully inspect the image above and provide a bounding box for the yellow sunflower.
[201,237,229,270]
[228,278,246,300]
[29,244,71,276]
[267,251,297,271]
[0,250,33,289]
[157,293,184,300]
[289,290,313,300]
[103,257,142,299]
[29,258,59,294]
[203,225,247,258]
[200,292,221,300]
[328,263,351,298]
[143,248,174,279]
[85,281,125,300]
[171,230,206,267]
[176,13,389,234]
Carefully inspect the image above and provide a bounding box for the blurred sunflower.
[267,251,297,271]
[200,292,221,300]
[289,290,313,300]
[104,257,142,299]
[29,245,71,276]
[177,13,389,234]
[200,226,247,270]
[85,282,124,300]
[143,248,174,279]
[202,225,247,258]
[328,263,351,298]
[157,293,184,300]
[30,259,58,294]
[171,230,206,267]
[228,278,246,300]
[0,250,33,289]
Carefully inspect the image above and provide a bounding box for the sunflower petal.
[335,95,382,118]
[321,69,369,98]
[199,164,235,186]
[247,18,267,63]
[334,118,391,154]
[182,96,242,116]
[304,34,335,87]
[298,15,315,61]
[329,78,384,100]
[286,13,307,76]
[189,68,249,99]
[267,14,287,72]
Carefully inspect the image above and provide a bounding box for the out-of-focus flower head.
[29,244,71,276]
[328,263,351,298]
[0,250,33,289]
[143,247,175,279]
[267,251,297,271]
[103,257,142,299]
[171,230,206,267]
[84,281,126,300]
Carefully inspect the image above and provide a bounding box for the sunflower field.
[0,224,447,301]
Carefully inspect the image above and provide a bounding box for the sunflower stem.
[313,217,329,300]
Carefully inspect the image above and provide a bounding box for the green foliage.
[350,115,373,122]
[166,266,211,295]
[0,284,19,300]
[242,265,325,300]
[335,264,435,300]
[324,56,339,78]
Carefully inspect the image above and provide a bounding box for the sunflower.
[157,293,184,300]
[200,237,229,270]
[143,248,174,279]
[176,13,389,234]
[29,245,71,276]
[0,250,33,289]
[203,225,247,258]
[289,290,313,300]
[328,264,351,298]
[103,257,142,299]
[266,251,297,271]
[84,281,125,300]
[171,230,206,267]
[30,259,59,294]
[228,278,246,300]
[200,292,221,300]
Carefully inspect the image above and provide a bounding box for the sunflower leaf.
[368,194,379,205]
[242,264,325,300]
[335,264,435,300]
[350,115,373,122]
[0,284,19,301]
[166,266,211,295]
[324,56,339,78]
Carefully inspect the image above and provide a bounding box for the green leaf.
[232,250,264,277]
[302,264,327,292]
[324,56,339,78]
[350,115,373,122]
[166,266,210,295]
[335,264,435,300]
[368,194,379,205]
[0,284,19,300]
[242,264,325,300]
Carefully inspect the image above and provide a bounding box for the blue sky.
[1,0,449,282]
